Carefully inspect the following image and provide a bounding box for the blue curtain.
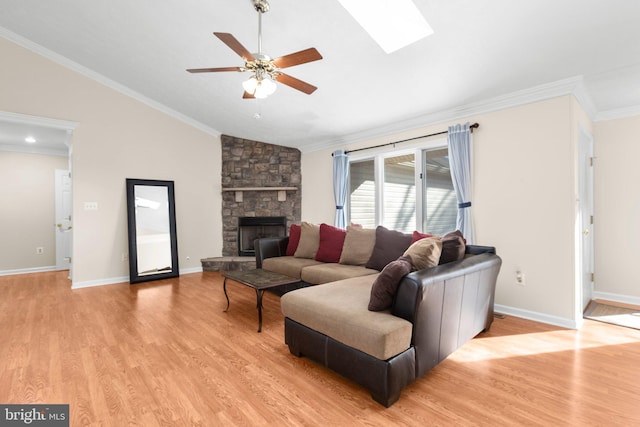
[332,149,349,228]
[447,123,474,244]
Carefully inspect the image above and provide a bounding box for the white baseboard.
[70,268,204,289]
[0,266,57,276]
[592,291,640,307]
[494,304,578,329]
[180,266,203,275]
[71,275,129,289]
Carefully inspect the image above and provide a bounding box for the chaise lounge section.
[256,224,501,406]
[280,245,501,406]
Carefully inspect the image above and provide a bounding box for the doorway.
[0,111,76,278]
[55,169,72,272]
[577,124,595,314]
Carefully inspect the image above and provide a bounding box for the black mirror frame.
[126,178,179,284]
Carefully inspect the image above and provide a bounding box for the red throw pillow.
[315,223,347,263]
[285,224,301,256]
[411,230,434,244]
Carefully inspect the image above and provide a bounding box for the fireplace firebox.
[237,216,287,257]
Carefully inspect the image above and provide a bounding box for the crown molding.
[301,76,596,153]
[571,78,598,119]
[595,104,640,122]
[0,144,69,157]
[1,27,221,138]
[0,110,79,130]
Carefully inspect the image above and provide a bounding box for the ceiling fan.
[187,0,323,99]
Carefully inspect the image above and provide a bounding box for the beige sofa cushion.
[294,222,321,259]
[300,263,378,284]
[339,226,376,266]
[281,275,413,360]
[262,256,323,280]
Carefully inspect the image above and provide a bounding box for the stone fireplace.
[220,135,301,257]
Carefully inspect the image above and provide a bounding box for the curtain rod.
[332,123,479,156]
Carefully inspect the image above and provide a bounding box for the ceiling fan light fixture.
[242,76,259,94]
[253,76,277,99]
[187,0,321,98]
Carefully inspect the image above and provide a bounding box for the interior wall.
[302,96,579,324]
[0,151,68,272]
[0,38,222,286]
[594,114,640,300]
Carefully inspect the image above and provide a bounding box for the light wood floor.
[1,271,639,426]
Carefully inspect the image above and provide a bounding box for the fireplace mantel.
[222,186,297,202]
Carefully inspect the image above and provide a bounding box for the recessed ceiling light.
[338,0,434,54]
[25,136,36,143]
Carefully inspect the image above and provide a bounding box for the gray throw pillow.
[439,230,466,264]
[365,226,412,271]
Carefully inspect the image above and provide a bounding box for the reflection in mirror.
[126,179,179,284]
[135,185,172,275]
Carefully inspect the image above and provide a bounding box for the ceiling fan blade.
[214,32,256,61]
[275,73,318,95]
[273,48,323,69]
[187,66,243,73]
[243,91,255,99]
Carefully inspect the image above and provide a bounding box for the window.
[349,159,376,229]
[348,144,457,234]
[422,148,457,235]
[382,153,416,233]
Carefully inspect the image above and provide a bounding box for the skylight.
[337,0,434,54]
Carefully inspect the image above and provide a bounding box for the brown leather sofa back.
[393,246,501,377]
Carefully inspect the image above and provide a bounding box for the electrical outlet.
[516,271,525,286]
[36,247,44,255]
[122,253,128,262]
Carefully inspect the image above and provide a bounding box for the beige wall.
[303,96,583,323]
[0,38,222,286]
[4,32,635,318]
[0,151,68,271]
[594,115,640,300]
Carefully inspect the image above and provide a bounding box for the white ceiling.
[1,0,640,152]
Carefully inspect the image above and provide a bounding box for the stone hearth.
[201,256,256,272]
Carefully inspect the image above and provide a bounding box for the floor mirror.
[126,178,179,284]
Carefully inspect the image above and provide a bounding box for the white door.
[578,127,595,310]
[55,169,72,271]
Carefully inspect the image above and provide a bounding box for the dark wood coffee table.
[221,269,300,332]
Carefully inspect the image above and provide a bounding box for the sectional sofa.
[255,222,502,406]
